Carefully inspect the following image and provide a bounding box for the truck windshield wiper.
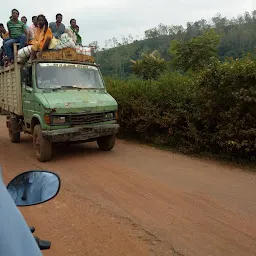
[71,85,91,89]
[50,85,77,91]
[54,85,92,89]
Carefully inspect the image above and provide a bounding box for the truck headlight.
[52,116,66,124]
[105,112,114,119]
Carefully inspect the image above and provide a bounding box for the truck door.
[21,66,35,129]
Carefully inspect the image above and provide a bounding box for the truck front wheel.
[97,134,116,151]
[33,125,52,162]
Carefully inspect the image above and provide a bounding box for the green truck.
[0,45,119,162]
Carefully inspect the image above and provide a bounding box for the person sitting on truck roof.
[69,19,82,46]
[0,24,9,41]
[29,14,53,61]
[21,16,30,43]
[28,16,38,42]
[49,13,65,39]
[21,16,29,32]
[3,9,28,65]
[0,24,9,67]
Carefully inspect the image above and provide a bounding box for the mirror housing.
[7,171,61,207]
[22,66,32,87]
[26,71,32,87]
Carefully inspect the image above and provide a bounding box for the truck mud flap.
[6,120,10,129]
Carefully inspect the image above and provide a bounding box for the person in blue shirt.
[49,13,65,39]
[0,168,43,256]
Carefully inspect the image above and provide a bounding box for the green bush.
[188,57,256,158]
[106,57,256,161]
[106,73,192,143]
[130,50,167,80]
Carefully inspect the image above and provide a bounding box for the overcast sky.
[0,0,255,48]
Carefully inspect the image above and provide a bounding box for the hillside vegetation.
[99,11,256,162]
[95,11,256,77]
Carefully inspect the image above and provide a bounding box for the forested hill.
[94,11,256,77]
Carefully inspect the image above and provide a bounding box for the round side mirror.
[7,171,61,207]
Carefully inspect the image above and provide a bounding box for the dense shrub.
[130,50,167,80]
[188,57,256,158]
[106,57,256,161]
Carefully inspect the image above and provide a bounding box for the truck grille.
[70,112,106,125]
[51,112,116,126]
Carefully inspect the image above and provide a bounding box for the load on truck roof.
[1,43,96,71]
[17,43,95,65]
[36,47,95,64]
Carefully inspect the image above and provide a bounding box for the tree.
[169,29,220,72]
[144,28,159,39]
[130,50,167,80]
[97,11,256,77]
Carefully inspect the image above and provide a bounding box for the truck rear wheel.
[8,117,20,143]
[97,134,116,151]
[33,125,52,162]
[9,127,20,143]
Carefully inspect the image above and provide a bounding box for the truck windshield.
[36,63,104,89]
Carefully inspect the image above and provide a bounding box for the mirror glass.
[22,67,32,86]
[7,171,60,206]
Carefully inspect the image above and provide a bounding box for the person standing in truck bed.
[49,13,65,39]
[4,9,28,65]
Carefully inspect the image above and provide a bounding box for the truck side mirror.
[26,75,32,87]
[26,68,32,87]
[22,67,32,87]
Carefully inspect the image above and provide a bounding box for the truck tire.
[9,127,20,143]
[97,134,116,151]
[8,117,20,143]
[33,125,52,162]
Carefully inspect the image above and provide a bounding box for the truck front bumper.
[42,123,120,143]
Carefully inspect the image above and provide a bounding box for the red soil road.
[0,116,256,256]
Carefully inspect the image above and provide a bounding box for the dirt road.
[0,116,256,256]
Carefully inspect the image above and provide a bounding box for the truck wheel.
[8,117,20,143]
[33,125,52,162]
[9,127,20,143]
[97,134,116,151]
